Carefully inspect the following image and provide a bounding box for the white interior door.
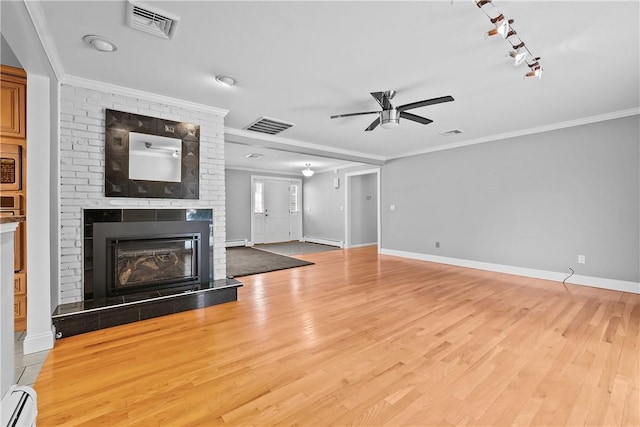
[264,180,291,243]
[251,177,302,244]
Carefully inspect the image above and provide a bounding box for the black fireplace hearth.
[50,208,241,339]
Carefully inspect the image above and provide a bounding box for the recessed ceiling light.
[82,35,118,52]
[215,75,237,88]
[245,153,263,159]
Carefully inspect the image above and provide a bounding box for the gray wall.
[225,168,299,242]
[1,34,22,68]
[303,164,377,242]
[303,169,344,241]
[349,173,377,246]
[382,115,640,283]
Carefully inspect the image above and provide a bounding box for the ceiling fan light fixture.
[380,108,400,129]
[302,163,315,177]
[381,120,400,129]
[82,35,118,52]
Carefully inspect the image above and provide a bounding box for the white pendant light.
[302,163,315,177]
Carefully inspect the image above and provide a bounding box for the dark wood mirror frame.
[104,109,200,199]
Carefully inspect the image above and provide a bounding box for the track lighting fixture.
[302,163,315,177]
[485,15,513,39]
[507,48,528,66]
[475,0,543,78]
[524,57,543,79]
[507,41,527,66]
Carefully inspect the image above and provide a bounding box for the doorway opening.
[344,168,381,250]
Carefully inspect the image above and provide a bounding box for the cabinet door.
[14,273,25,294]
[14,295,26,319]
[0,78,26,138]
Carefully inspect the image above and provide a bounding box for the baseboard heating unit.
[1,385,37,427]
[225,239,250,248]
[302,237,344,248]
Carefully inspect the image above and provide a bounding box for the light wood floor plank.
[34,247,639,426]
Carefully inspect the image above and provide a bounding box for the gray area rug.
[226,247,314,278]
[254,241,340,256]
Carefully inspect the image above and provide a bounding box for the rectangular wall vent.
[244,117,295,135]
[439,129,464,136]
[127,2,179,39]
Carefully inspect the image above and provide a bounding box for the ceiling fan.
[330,90,454,131]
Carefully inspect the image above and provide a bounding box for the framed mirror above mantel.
[104,109,200,199]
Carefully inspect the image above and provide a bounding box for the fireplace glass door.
[107,234,201,295]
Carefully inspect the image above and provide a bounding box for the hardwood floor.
[35,247,639,426]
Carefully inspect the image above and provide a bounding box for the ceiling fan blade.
[397,95,455,112]
[365,117,380,131]
[399,111,433,125]
[370,92,385,108]
[330,111,380,119]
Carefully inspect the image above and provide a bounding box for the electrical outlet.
[435,241,440,248]
[578,255,586,264]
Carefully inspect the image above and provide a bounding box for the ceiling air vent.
[439,129,464,136]
[127,2,179,40]
[244,117,295,135]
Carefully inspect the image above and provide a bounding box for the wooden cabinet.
[0,65,27,331]
[13,269,26,331]
[0,69,26,139]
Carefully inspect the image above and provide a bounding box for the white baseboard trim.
[23,330,54,355]
[348,242,378,249]
[225,239,249,248]
[380,248,640,294]
[303,236,344,248]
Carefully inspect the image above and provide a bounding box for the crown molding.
[224,127,386,165]
[225,166,302,177]
[23,0,65,80]
[390,108,640,160]
[62,75,229,117]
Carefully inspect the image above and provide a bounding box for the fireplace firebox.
[108,234,201,296]
[92,219,211,299]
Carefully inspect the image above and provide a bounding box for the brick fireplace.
[58,83,227,305]
[53,84,235,337]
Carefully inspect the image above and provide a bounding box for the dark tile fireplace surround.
[52,208,241,338]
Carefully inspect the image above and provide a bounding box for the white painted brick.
[73,158,101,166]
[59,84,227,303]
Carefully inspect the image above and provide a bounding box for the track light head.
[485,17,514,39]
[508,48,528,66]
[525,58,543,78]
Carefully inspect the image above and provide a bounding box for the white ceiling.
[24,1,640,172]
